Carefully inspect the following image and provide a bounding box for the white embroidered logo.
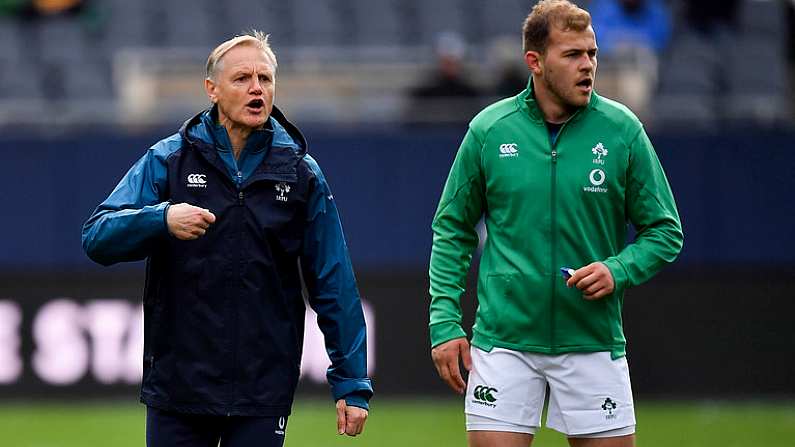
[275,416,286,435]
[589,169,606,186]
[583,168,608,193]
[499,143,519,158]
[186,174,207,188]
[275,182,291,202]
[592,142,608,165]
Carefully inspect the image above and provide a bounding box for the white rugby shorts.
[465,347,636,437]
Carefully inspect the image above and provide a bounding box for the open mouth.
[576,78,593,91]
[246,98,265,110]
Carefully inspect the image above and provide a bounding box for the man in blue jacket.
[83,31,372,447]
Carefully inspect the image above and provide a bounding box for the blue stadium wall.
[0,125,793,399]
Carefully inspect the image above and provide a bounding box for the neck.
[531,74,576,124]
[226,127,251,160]
[218,114,253,160]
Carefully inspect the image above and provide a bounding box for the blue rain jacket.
[82,106,372,416]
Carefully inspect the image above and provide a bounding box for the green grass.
[0,399,793,446]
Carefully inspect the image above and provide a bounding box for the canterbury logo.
[186,174,207,188]
[499,143,519,158]
[473,385,498,403]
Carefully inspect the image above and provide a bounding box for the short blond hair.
[206,30,277,80]
[522,0,591,53]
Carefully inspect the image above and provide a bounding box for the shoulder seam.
[474,99,523,145]
[148,133,186,160]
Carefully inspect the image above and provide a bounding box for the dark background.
[1,127,793,399]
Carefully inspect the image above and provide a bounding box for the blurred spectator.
[589,0,671,56]
[684,0,740,35]
[410,31,480,99]
[786,0,794,121]
[494,65,526,98]
[15,0,85,18]
[406,31,483,123]
[489,36,528,99]
[0,0,25,16]
[789,1,795,64]
[34,0,83,15]
[588,0,671,120]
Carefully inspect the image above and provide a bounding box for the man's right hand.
[166,203,216,240]
[431,337,471,394]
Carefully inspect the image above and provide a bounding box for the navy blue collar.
[201,106,274,155]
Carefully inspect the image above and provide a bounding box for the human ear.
[524,51,543,75]
[204,78,218,104]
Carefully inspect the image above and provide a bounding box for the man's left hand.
[566,262,615,300]
[336,399,368,436]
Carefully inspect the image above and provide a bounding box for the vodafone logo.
[187,174,207,188]
[589,169,605,186]
[584,168,608,193]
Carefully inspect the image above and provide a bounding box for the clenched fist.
[166,203,216,240]
[336,399,368,436]
[566,262,615,300]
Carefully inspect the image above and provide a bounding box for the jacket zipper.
[188,144,240,412]
[549,119,572,352]
[550,145,558,351]
[231,184,244,414]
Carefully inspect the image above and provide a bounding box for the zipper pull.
[551,149,558,163]
[238,191,244,204]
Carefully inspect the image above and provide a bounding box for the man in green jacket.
[428,1,683,446]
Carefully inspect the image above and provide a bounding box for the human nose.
[249,77,263,94]
[580,54,595,72]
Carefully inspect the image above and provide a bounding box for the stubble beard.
[542,68,591,111]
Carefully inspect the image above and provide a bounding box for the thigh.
[220,415,289,447]
[468,430,534,447]
[568,433,635,447]
[146,406,221,447]
[543,352,636,437]
[465,347,547,433]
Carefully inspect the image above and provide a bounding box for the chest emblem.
[498,143,519,158]
[591,142,608,165]
[275,182,291,202]
[589,169,606,186]
[584,168,608,194]
[186,173,207,189]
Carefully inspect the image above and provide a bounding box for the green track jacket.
[429,80,683,358]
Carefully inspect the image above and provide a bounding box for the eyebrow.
[561,46,598,54]
[231,68,272,77]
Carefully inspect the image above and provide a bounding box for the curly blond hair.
[522,0,591,53]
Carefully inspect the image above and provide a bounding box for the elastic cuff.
[602,257,629,293]
[344,393,369,411]
[159,202,172,236]
[330,378,373,403]
[429,321,467,348]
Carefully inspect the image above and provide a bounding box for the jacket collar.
[179,105,308,180]
[517,75,598,125]
[199,106,273,155]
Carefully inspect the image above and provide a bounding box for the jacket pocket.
[480,273,550,347]
[554,283,613,349]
